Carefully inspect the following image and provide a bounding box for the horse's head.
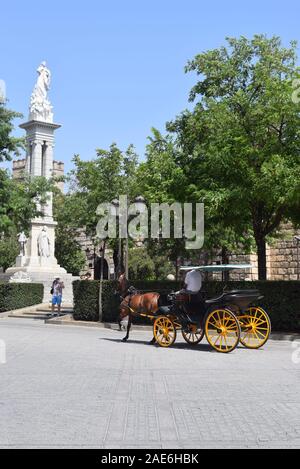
[117,273,129,297]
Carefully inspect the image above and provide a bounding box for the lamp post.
[294,236,300,281]
[85,242,96,278]
[111,196,146,280]
[111,198,122,278]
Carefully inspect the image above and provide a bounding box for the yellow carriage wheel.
[239,307,271,349]
[182,323,204,345]
[205,309,240,353]
[153,316,177,347]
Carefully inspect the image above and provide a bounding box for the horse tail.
[118,297,130,331]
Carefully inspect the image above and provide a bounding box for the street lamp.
[294,236,300,281]
[110,196,147,279]
[126,196,147,279]
[134,195,147,214]
[111,198,122,278]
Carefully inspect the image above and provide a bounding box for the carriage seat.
[205,290,262,307]
[205,293,226,305]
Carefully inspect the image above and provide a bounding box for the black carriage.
[152,265,271,353]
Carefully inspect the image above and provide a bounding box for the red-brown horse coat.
[118,273,159,342]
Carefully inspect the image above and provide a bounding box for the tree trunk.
[221,246,230,282]
[256,236,267,280]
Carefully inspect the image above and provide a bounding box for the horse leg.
[122,314,132,342]
[149,336,156,345]
[118,314,127,331]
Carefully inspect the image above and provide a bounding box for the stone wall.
[74,228,115,279]
[269,239,299,280]
[13,158,64,191]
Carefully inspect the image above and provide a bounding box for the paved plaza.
[0,317,299,449]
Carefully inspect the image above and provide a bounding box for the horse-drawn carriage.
[119,265,271,353]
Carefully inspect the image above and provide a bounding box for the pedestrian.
[50,277,65,317]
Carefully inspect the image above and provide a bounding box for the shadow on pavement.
[100,337,218,352]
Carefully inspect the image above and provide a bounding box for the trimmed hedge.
[73,280,100,322]
[72,279,300,332]
[73,280,181,323]
[0,282,44,312]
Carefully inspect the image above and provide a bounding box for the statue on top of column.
[29,62,53,123]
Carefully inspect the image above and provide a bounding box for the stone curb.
[45,314,300,341]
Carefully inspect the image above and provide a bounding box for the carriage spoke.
[205,309,240,353]
[239,307,270,349]
[154,316,176,347]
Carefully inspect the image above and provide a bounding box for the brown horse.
[117,273,160,343]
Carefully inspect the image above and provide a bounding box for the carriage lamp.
[294,236,300,281]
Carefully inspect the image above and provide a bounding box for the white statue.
[37,226,50,258]
[29,62,53,123]
[17,231,27,256]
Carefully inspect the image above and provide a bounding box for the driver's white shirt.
[185,270,202,293]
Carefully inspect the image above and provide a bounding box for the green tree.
[53,189,86,275]
[168,35,300,279]
[128,247,155,280]
[0,103,51,244]
[56,144,139,278]
[137,129,190,278]
[69,143,139,234]
[55,229,86,275]
[0,233,19,271]
[0,103,24,162]
[0,169,52,236]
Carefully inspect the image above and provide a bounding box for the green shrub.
[73,280,99,321]
[0,283,44,312]
[72,279,300,332]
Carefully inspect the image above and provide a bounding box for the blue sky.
[1,0,300,174]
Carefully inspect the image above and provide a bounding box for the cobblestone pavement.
[0,318,299,449]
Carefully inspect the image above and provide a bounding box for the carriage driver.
[178,268,202,295]
[177,268,204,326]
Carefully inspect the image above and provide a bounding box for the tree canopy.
[167,35,300,279]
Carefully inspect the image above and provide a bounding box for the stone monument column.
[43,142,54,218]
[4,62,78,303]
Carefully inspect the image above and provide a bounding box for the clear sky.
[1,0,300,173]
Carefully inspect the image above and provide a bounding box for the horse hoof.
[149,338,156,345]
[122,337,128,342]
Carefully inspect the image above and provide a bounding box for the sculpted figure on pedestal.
[17,231,27,256]
[37,226,50,258]
[29,62,53,123]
